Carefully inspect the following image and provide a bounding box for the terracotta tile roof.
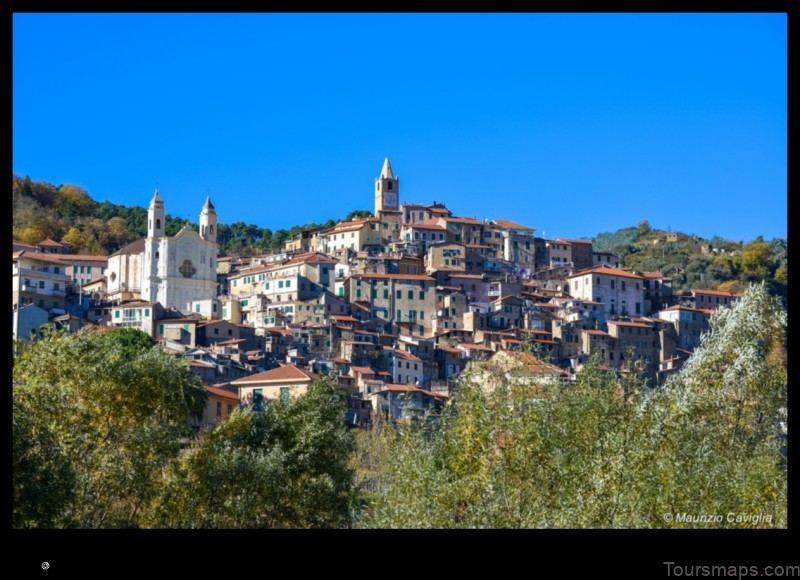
[458,343,494,352]
[12,250,69,265]
[661,305,710,314]
[387,348,423,362]
[203,384,239,401]
[188,360,216,368]
[350,366,376,375]
[37,238,66,247]
[48,254,109,262]
[215,338,246,346]
[584,329,611,336]
[442,216,482,225]
[557,238,592,245]
[567,265,644,280]
[492,219,532,230]
[330,315,359,322]
[608,320,654,329]
[283,251,337,266]
[438,346,463,354]
[330,357,350,364]
[691,288,736,297]
[12,239,38,250]
[110,238,145,257]
[642,271,665,278]
[231,363,316,384]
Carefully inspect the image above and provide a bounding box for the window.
[397,309,402,320]
[144,308,150,316]
[611,280,616,290]
[179,259,196,278]
[419,291,425,300]
[115,310,120,319]
[636,302,641,314]
[408,290,414,299]
[39,280,45,289]
[227,404,232,414]
[53,283,59,291]
[156,219,161,230]
[419,310,424,319]
[214,328,219,335]
[217,401,222,417]
[280,387,290,402]
[196,304,201,313]
[622,281,626,291]
[384,290,389,299]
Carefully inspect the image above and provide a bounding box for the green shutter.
[115,311,120,319]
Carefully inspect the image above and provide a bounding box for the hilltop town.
[13,158,744,427]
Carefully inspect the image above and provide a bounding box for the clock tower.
[375,156,400,215]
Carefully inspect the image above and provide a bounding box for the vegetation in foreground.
[13,284,786,528]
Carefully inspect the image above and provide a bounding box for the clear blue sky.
[13,13,787,242]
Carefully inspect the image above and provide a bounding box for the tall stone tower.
[375,156,399,215]
[144,189,165,302]
[147,188,165,239]
[200,196,217,243]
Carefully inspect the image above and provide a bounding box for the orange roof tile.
[691,288,736,297]
[567,265,644,280]
[203,384,239,401]
[231,364,316,384]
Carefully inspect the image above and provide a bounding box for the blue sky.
[13,13,787,242]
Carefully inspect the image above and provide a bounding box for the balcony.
[15,266,70,282]
[19,285,66,297]
[487,289,501,297]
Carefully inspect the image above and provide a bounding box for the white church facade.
[107,191,219,311]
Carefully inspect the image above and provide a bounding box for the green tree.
[147,373,354,528]
[13,328,206,528]
[357,284,786,528]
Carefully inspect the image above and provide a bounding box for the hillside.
[593,221,787,298]
[12,175,786,300]
[12,175,371,257]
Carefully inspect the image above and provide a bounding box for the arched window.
[156,219,161,230]
[155,251,159,261]
[210,225,214,235]
[387,181,393,191]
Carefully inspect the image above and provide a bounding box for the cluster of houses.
[12,158,739,427]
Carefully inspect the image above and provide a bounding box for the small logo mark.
[42,562,50,570]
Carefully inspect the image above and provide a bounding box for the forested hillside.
[593,220,787,298]
[12,176,786,300]
[12,175,372,257]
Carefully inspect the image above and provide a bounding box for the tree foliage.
[13,174,363,257]
[13,327,206,528]
[356,283,786,528]
[146,373,355,528]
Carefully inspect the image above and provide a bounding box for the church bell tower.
[375,156,399,215]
